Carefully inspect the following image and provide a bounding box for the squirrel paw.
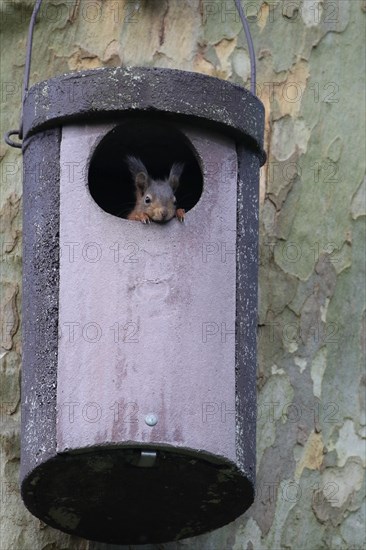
[176,208,185,223]
[129,212,150,224]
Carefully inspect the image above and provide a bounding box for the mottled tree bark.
[1,1,365,549]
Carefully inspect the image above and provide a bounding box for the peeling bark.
[0,0,365,549]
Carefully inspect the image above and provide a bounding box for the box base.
[21,446,253,544]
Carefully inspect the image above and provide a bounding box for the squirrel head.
[127,156,184,222]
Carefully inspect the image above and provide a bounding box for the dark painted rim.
[23,66,266,164]
[21,446,254,544]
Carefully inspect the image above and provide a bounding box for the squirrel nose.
[160,209,167,219]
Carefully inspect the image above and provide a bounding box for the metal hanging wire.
[4,0,42,148]
[234,0,256,94]
[4,0,257,148]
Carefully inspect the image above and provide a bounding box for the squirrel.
[126,156,185,224]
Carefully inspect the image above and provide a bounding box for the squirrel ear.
[135,171,149,193]
[126,156,149,192]
[169,162,184,191]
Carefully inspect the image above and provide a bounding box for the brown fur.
[126,156,185,224]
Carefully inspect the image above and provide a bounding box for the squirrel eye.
[144,195,152,204]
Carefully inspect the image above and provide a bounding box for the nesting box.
[21,67,265,544]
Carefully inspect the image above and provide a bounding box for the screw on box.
[12,1,265,545]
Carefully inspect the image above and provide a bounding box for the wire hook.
[4,0,258,148]
[3,0,43,147]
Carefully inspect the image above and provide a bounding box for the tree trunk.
[1,1,365,549]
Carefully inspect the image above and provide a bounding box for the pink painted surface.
[57,123,237,463]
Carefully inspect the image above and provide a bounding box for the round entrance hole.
[88,120,203,219]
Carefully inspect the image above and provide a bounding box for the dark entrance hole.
[88,120,203,219]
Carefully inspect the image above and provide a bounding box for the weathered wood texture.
[0,1,365,549]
